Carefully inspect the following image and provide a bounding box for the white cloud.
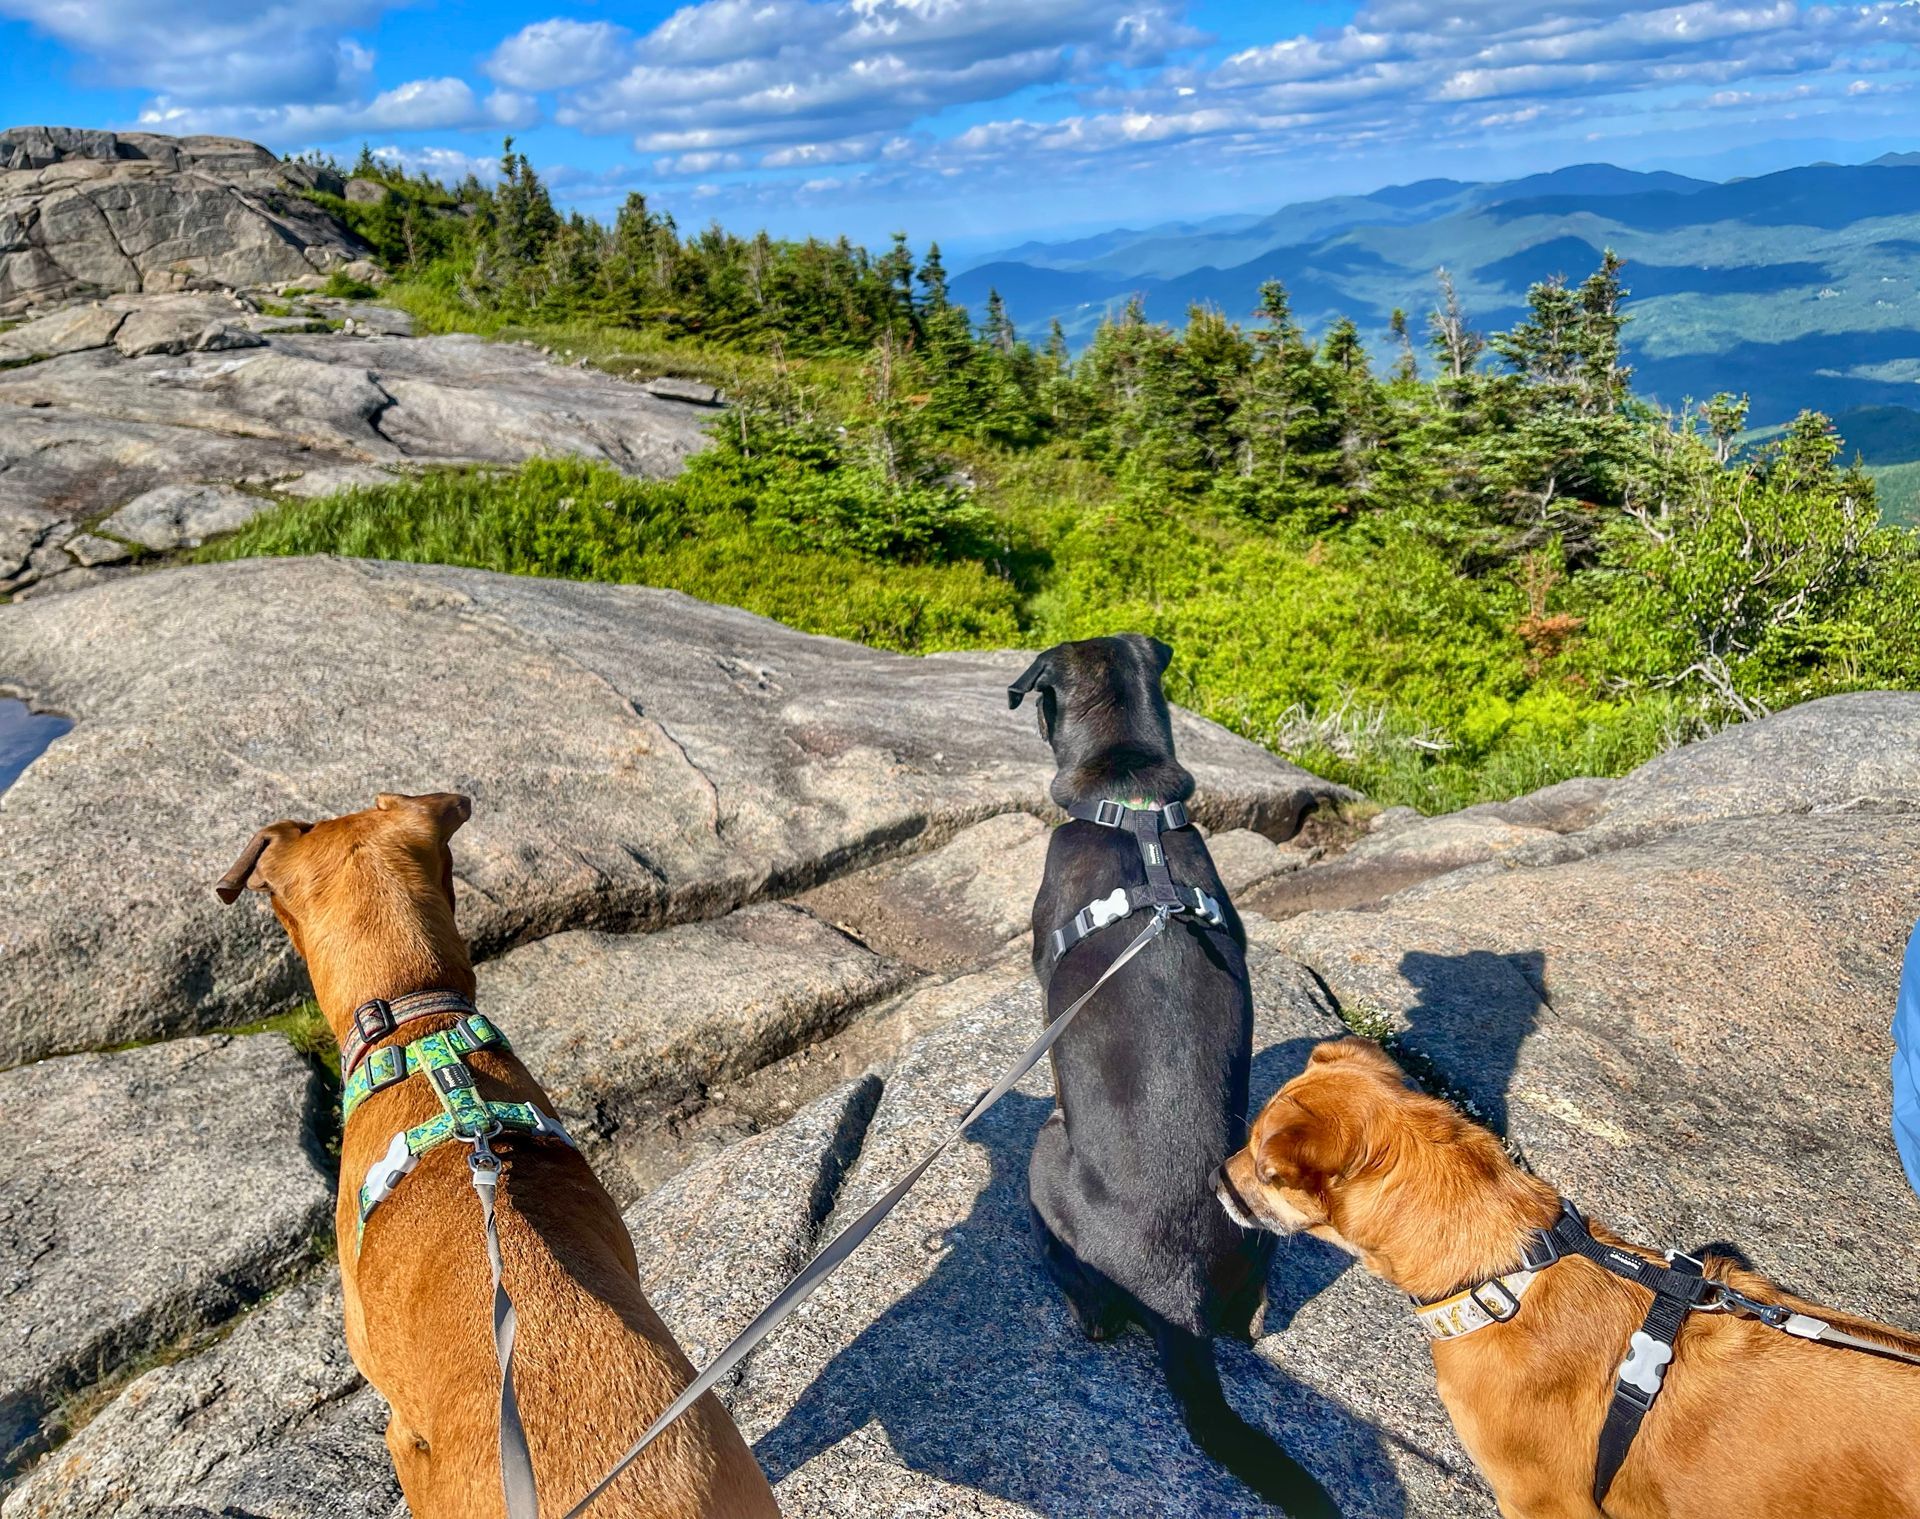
[0,0,383,104]
[138,75,536,139]
[485,19,632,91]
[555,0,1201,166]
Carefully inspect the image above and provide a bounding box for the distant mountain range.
[953,156,1920,474]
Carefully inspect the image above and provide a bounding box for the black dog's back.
[1012,636,1337,1518]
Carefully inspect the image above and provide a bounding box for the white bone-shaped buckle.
[362,1130,419,1211]
[1617,1331,1673,1399]
[1086,888,1131,931]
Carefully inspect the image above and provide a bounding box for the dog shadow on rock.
[1390,949,1548,1135]
[755,1085,1410,1518]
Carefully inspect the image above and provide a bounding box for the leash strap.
[558,907,1175,1519]
[341,988,479,1082]
[472,1137,541,1519]
[1716,1286,1920,1368]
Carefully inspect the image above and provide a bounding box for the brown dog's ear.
[213,820,312,904]
[375,791,473,840]
[1308,1037,1409,1083]
[1258,1098,1362,1199]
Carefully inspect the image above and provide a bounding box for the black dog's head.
[1008,634,1194,809]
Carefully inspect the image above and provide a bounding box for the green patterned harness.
[342,1006,574,1244]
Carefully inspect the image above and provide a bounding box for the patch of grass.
[224,999,338,1080]
[199,459,1024,653]
[320,270,380,300]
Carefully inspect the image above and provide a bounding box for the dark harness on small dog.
[1420,1198,1920,1513]
[1045,798,1226,980]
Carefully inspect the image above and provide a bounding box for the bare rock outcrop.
[0,128,360,318]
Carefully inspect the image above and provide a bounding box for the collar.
[1065,797,1191,830]
[339,987,479,1081]
[1413,1267,1542,1340]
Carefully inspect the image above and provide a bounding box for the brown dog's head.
[1217,1038,1549,1297]
[1007,634,1191,808]
[215,792,474,1015]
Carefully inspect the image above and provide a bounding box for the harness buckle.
[1093,799,1125,828]
[353,999,395,1043]
[1161,799,1189,830]
[1470,1278,1523,1324]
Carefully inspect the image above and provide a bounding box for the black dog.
[1010,634,1336,1518]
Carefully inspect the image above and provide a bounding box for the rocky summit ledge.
[0,127,362,318]
[0,292,721,598]
[0,557,1346,1067]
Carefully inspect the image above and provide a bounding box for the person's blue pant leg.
[1894,922,1920,1200]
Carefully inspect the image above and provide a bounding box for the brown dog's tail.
[1155,1324,1341,1519]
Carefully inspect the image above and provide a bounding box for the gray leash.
[471,1132,541,1519]
[558,905,1176,1519]
[1723,1282,1920,1368]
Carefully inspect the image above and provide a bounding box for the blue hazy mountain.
[952,158,1920,444]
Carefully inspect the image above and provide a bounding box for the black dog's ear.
[1146,636,1173,675]
[1007,651,1055,710]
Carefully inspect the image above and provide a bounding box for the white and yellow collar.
[1413,1267,1540,1341]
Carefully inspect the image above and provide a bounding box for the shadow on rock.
[1393,949,1547,1134]
[755,1089,1408,1518]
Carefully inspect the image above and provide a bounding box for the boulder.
[343,180,391,207]
[1271,814,1920,1328]
[61,534,130,568]
[0,558,1342,1066]
[720,941,1495,1517]
[1205,826,1309,896]
[645,377,723,406]
[793,812,1050,971]
[0,1273,398,1519]
[0,306,125,362]
[112,303,220,359]
[477,903,913,1201]
[97,483,269,550]
[0,1034,331,1471]
[0,129,362,318]
[273,463,401,497]
[1584,693,1920,836]
[0,504,66,584]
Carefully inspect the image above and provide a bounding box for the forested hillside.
[948,157,1920,437]
[220,145,1920,811]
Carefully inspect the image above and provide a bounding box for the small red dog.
[218,793,779,1519]
[1217,1038,1920,1519]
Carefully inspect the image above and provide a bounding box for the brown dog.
[217,793,779,1519]
[1217,1039,1920,1519]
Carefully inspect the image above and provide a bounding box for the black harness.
[1522,1202,1728,1509]
[1044,799,1227,980]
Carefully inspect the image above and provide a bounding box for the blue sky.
[4,0,1919,252]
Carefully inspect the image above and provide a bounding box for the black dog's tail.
[1155,1323,1341,1518]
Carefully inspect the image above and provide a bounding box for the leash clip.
[466,1122,504,1183]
